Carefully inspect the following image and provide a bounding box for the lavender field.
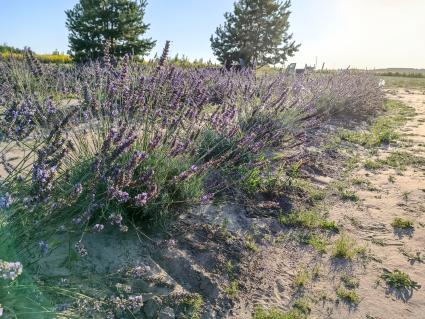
[0,44,388,318]
[2,1,425,318]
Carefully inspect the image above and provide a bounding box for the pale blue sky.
[0,0,424,69]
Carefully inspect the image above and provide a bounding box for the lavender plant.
[0,43,384,318]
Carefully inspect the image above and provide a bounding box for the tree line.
[66,0,299,67]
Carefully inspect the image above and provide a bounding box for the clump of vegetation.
[391,217,414,229]
[381,269,419,290]
[380,152,425,170]
[332,234,365,260]
[341,275,360,289]
[338,189,359,201]
[253,299,310,319]
[400,249,424,264]
[245,234,259,252]
[279,210,339,232]
[364,160,382,170]
[225,280,239,298]
[301,234,328,253]
[288,178,326,202]
[336,287,361,304]
[338,99,413,148]
[292,298,311,316]
[179,294,204,319]
[293,267,310,288]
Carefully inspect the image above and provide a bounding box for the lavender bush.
[0,43,384,247]
[0,43,383,317]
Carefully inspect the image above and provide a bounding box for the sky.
[0,0,424,69]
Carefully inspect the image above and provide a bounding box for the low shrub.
[336,287,360,304]
[332,234,365,260]
[391,217,413,229]
[381,269,419,290]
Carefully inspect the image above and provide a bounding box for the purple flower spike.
[200,194,213,204]
[93,224,105,232]
[134,193,148,207]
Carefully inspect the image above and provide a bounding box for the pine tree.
[210,0,299,68]
[66,0,155,62]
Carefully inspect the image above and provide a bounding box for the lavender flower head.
[93,224,105,232]
[134,192,148,207]
[0,193,12,209]
[200,193,213,204]
[109,213,123,225]
[75,240,88,257]
[0,260,23,281]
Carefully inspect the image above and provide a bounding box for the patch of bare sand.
[322,89,425,318]
[230,89,425,318]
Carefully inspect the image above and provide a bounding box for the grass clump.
[225,280,239,298]
[364,160,382,170]
[279,210,339,232]
[245,234,258,252]
[180,294,204,319]
[336,287,360,304]
[302,234,328,253]
[380,152,425,170]
[252,308,305,319]
[253,299,310,319]
[289,179,326,202]
[293,267,310,288]
[391,217,413,229]
[292,298,311,316]
[338,99,412,148]
[381,269,419,290]
[339,189,359,202]
[332,234,365,260]
[338,124,397,147]
[400,249,424,264]
[388,175,396,183]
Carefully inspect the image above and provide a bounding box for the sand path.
[322,89,425,318]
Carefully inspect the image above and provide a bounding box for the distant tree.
[66,0,155,62]
[0,43,23,54]
[210,0,300,69]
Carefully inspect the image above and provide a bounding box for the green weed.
[294,267,310,288]
[180,294,204,319]
[252,307,306,319]
[336,287,360,304]
[279,210,338,232]
[292,298,311,316]
[381,269,419,290]
[225,280,239,297]
[303,234,328,253]
[339,189,359,201]
[391,217,413,229]
[332,234,364,260]
[245,234,258,252]
[380,152,425,170]
[364,160,382,170]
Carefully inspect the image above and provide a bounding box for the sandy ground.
[322,89,425,318]
[230,89,425,318]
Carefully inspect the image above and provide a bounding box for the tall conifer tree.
[66,0,155,62]
[211,0,299,68]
